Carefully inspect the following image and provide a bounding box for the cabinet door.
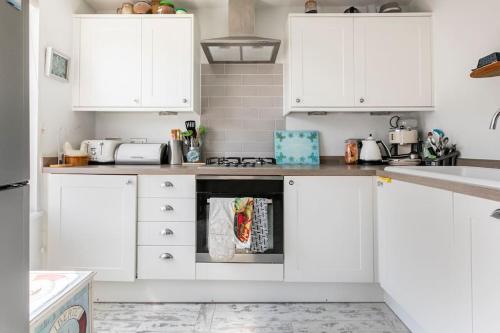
[142,18,192,109]
[48,175,137,282]
[289,17,354,108]
[455,193,500,333]
[354,17,432,107]
[378,180,471,333]
[78,18,141,108]
[284,176,373,282]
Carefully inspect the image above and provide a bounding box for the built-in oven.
[196,175,284,264]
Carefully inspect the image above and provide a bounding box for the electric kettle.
[359,134,391,164]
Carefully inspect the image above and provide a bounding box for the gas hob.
[205,157,277,168]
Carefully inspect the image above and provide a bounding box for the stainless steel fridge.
[0,0,30,331]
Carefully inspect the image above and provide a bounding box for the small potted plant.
[157,0,175,14]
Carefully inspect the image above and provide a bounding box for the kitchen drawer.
[138,175,195,198]
[138,198,195,222]
[138,222,195,246]
[137,246,195,280]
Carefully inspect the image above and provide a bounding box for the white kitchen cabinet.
[377,179,471,333]
[47,174,137,282]
[454,193,500,333]
[142,17,192,109]
[75,17,142,108]
[137,245,195,280]
[289,16,354,108]
[73,15,196,112]
[286,13,433,113]
[354,16,432,108]
[284,176,374,282]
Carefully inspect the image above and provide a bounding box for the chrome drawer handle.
[491,209,500,219]
[160,205,174,212]
[160,181,174,188]
[159,253,173,260]
[160,228,174,236]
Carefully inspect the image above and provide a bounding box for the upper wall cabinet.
[289,17,355,108]
[286,14,433,114]
[72,15,198,113]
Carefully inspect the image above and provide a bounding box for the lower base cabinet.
[47,174,137,282]
[455,193,500,333]
[284,176,374,283]
[137,246,195,280]
[377,179,471,333]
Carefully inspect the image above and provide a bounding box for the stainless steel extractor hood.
[201,0,281,64]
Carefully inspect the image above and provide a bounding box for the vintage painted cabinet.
[30,271,95,333]
[284,176,374,282]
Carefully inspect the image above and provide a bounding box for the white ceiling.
[85,0,414,12]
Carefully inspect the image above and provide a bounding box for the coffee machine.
[388,117,419,157]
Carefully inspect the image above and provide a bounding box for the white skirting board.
[195,263,284,281]
[92,281,384,303]
[384,292,426,333]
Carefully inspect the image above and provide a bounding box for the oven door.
[196,176,284,264]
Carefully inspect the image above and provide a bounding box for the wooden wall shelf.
[470,61,500,78]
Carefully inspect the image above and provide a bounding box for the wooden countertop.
[42,162,384,176]
[43,161,500,201]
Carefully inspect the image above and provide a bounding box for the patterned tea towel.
[233,197,254,249]
[208,198,236,261]
[251,198,270,253]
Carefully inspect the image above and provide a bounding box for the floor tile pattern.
[94,302,411,333]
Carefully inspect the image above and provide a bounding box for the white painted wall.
[38,0,95,157]
[411,0,500,159]
[95,112,200,143]
[35,0,95,270]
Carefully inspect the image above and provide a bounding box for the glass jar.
[344,139,360,164]
[120,2,134,14]
[186,146,201,163]
[305,0,318,13]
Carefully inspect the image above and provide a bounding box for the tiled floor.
[94,302,411,333]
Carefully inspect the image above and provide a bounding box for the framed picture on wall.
[45,47,70,82]
[6,0,22,11]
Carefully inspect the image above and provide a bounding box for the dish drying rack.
[423,151,460,166]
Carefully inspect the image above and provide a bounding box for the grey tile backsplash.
[201,64,284,158]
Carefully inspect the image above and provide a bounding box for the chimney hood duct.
[201,0,281,64]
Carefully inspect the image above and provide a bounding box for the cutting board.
[274,130,320,165]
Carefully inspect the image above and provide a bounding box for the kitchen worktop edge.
[42,163,383,176]
[42,164,500,201]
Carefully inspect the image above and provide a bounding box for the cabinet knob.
[359,98,365,104]
[160,205,174,212]
[491,209,500,219]
[160,228,174,236]
[159,253,174,260]
[126,179,134,185]
[289,180,294,186]
[160,181,174,188]
[134,98,140,104]
[295,98,301,103]
[182,98,188,104]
